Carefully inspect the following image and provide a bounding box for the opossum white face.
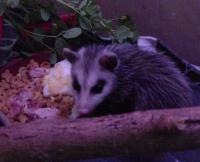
[64,46,118,117]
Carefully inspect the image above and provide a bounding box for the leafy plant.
[0,0,139,65]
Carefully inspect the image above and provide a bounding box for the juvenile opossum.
[64,40,193,118]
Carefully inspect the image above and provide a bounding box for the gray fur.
[66,43,193,117]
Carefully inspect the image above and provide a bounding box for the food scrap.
[0,60,74,124]
[43,59,72,97]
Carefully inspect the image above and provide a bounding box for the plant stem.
[98,21,115,37]
[25,32,55,52]
[55,0,80,14]
[24,29,64,38]
[7,10,26,23]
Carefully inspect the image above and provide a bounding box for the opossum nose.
[78,108,90,116]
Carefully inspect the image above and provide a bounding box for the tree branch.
[0,107,200,162]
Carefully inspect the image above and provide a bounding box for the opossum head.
[64,46,119,118]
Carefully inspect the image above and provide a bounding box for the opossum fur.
[64,43,193,118]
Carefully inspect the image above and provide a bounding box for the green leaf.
[79,0,89,9]
[102,19,112,28]
[6,0,20,8]
[86,4,99,16]
[0,1,6,15]
[0,40,15,51]
[79,17,92,31]
[118,15,137,31]
[55,38,68,55]
[80,10,87,16]
[40,8,51,22]
[49,52,57,65]
[63,27,82,39]
[70,0,80,5]
[114,25,134,43]
[0,22,19,51]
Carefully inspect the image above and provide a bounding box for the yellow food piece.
[43,60,72,97]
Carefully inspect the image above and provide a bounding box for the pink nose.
[78,108,90,116]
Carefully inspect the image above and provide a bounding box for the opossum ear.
[63,48,78,63]
[99,54,118,71]
[137,36,158,52]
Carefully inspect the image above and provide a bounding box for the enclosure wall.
[96,0,200,65]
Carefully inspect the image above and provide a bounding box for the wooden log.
[0,107,200,162]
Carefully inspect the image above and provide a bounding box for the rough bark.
[0,107,200,162]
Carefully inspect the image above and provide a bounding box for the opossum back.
[108,44,194,110]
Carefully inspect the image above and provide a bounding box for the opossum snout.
[78,108,91,116]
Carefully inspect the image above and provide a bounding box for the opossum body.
[64,43,193,118]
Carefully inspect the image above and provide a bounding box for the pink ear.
[99,54,118,71]
[63,48,78,63]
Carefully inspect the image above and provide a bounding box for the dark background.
[96,0,200,65]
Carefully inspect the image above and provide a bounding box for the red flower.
[61,14,69,23]
[60,13,78,26]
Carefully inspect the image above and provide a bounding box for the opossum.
[64,39,194,118]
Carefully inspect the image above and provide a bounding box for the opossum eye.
[99,54,118,71]
[91,80,106,94]
[73,78,81,92]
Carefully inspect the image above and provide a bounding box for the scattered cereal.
[0,59,74,125]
